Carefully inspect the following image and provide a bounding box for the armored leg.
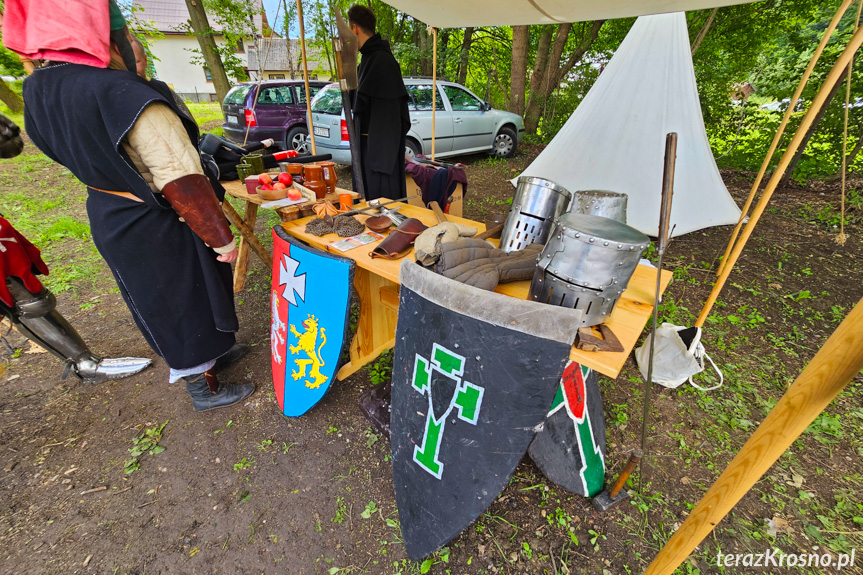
[3,278,151,383]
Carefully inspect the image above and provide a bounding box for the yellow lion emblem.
[288,314,328,389]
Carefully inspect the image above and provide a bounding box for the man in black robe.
[18,25,254,411]
[348,4,411,200]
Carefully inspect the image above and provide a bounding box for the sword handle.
[609,450,643,499]
[658,133,677,253]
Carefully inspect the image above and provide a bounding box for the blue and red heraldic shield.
[271,226,355,417]
[529,361,607,497]
[391,261,582,560]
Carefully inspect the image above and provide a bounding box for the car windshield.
[311,85,342,114]
[224,85,252,106]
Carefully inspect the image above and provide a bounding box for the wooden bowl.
[258,186,287,201]
[365,214,393,233]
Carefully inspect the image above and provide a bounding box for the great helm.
[499,177,572,253]
[572,190,628,223]
[529,213,649,327]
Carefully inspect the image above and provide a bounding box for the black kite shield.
[529,362,607,497]
[391,261,582,560]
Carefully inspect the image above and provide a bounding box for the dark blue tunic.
[23,64,236,370]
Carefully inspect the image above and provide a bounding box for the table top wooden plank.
[279,203,671,379]
[224,180,359,221]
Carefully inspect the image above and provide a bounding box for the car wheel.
[405,139,421,158]
[491,127,517,158]
[286,126,311,155]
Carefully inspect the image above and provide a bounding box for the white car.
[308,78,525,165]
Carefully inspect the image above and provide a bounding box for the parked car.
[308,78,525,165]
[221,80,327,153]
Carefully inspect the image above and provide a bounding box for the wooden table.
[223,180,358,292]
[279,203,672,380]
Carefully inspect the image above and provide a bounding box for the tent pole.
[644,297,863,575]
[696,23,863,328]
[297,0,316,155]
[716,0,853,277]
[431,27,438,161]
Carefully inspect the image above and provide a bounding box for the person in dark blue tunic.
[348,4,411,200]
[21,49,254,411]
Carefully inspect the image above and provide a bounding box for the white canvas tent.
[382,0,753,27]
[515,12,741,237]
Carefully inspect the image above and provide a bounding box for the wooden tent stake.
[716,0,853,277]
[431,27,438,161]
[297,0,316,155]
[696,23,863,327]
[838,0,863,246]
[644,297,863,575]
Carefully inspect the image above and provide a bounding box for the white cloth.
[514,13,741,238]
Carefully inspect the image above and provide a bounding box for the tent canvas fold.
[381,0,756,28]
[515,12,741,237]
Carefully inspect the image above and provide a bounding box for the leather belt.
[88,186,143,203]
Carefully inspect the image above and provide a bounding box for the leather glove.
[160,173,235,254]
[435,239,543,291]
[414,222,477,266]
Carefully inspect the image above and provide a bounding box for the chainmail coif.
[305,215,365,237]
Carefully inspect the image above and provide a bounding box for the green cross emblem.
[411,343,484,479]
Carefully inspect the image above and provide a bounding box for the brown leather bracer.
[160,174,234,250]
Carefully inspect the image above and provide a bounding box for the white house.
[132,0,266,102]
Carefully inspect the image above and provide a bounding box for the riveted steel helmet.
[499,177,572,253]
[529,213,649,327]
[572,190,628,223]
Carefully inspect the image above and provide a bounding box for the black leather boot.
[213,343,249,372]
[184,371,255,412]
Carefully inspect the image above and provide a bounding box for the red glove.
[0,216,50,306]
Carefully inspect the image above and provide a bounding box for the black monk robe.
[354,34,410,200]
[23,64,236,370]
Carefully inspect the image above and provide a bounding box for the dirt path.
[0,142,861,575]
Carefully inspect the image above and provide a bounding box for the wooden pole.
[644,297,863,575]
[431,27,438,161]
[696,24,863,328]
[297,0,316,155]
[716,0,853,277]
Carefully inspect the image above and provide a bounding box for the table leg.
[223,201,272,272]
[232,201,259,292]
[336,268,399,381]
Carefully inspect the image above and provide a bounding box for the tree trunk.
[509,25,529,116]
[419,28,433,76]
[0,79,23,114]
[522,20,604,134]
[438,29,451,77]
[184,0,231,103]
[457,27,474,86]
[780,67,849,188]
[690,8,718,56]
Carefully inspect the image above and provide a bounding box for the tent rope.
[838,0,863,246]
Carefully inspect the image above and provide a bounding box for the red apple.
[278,172,293,186]
[273,182,287,190]
[287,188,302,201]
[259,183,273,191]
[258,173,273,185]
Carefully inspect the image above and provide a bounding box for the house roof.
[247,38,326,72]
[132,0,264,34]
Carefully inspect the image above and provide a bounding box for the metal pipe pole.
[431,27,437,161]
[640,133,677,473]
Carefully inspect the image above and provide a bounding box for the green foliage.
[124,421,168,474]
[368,349,393,385]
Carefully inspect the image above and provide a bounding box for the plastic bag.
[635,323,722,391]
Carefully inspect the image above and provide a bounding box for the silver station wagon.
[308,78,525,165]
